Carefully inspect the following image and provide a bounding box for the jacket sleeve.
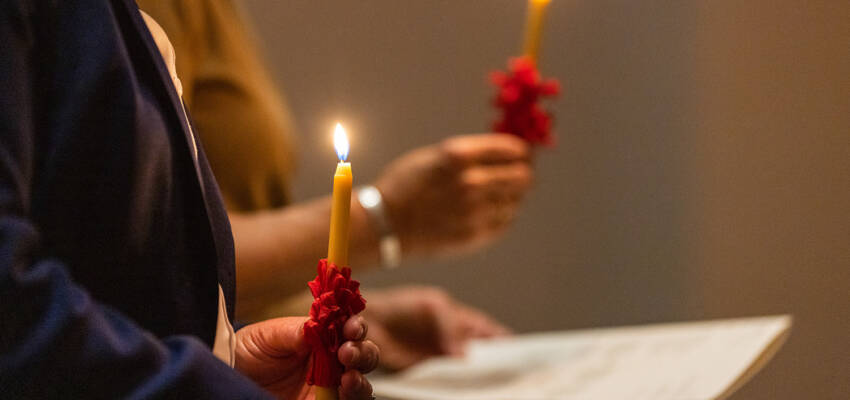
[0,3,272,398]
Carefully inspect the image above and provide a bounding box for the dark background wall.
[241,1,849,398]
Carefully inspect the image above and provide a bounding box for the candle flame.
[334,123,349,161]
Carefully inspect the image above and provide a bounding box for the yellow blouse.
[137,0,298,212]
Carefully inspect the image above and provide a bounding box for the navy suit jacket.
[0,0,272,397]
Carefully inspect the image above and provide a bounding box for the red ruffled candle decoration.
[490,56,560,146]
[304,259,367,387]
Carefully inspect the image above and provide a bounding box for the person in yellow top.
[139,0,534,370]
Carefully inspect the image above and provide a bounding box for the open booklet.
[373,315,791,400]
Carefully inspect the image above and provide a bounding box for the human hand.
[234,316,379,399]
[362,285,511,371]
[373,133,533,258]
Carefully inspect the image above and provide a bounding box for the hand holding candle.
[305,123,367,400]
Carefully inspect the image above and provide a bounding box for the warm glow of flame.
[334,123,349,161]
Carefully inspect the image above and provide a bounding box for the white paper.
[373,315,791,400]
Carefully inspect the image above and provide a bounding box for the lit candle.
[522,0,552,63]
[327,123,352,267]
[316,123,351,400]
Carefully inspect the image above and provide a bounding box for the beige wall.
[242,1,849,398]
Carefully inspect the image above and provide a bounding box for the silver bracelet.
[357,186,401,269]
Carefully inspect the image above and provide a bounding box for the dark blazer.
[0,0,271,397]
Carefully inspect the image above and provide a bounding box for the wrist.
[357,186,401,269]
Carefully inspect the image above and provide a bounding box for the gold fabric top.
[138,0,298,211]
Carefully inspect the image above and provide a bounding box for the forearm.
[231,194,380,321]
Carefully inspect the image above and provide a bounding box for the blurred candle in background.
[523,0,552,63]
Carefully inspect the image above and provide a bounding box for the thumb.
[240,316,311,358]
[443,134,531,166]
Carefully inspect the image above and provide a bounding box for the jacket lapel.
[117,0,204,180]
[115,0,223,275]
[119,0,241,321]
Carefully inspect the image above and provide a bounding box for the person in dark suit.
[0,1,376,398]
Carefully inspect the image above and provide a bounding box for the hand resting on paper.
[235,316,379,400]
[363,285,512,371]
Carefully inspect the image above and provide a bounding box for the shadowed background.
[241,1,849,398]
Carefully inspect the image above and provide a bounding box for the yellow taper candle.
[315,386,338,400]
[317,123,351,400]
[522,0,552,63]
[328,123,352,267]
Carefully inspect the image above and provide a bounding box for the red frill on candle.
[490,56,560,146]
[304,259,366,387]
